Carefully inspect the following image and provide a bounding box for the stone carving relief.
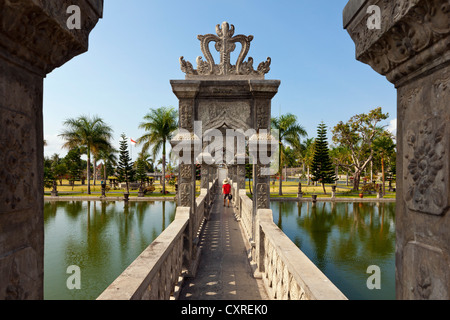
[179,183,192,207]
[199,100,251,132]
[0,110,36,213]
[0,0,103,74]
[256,183,269,209]
[201,167,209,188]
[433,76,449,98]
[180,22,271,78]
[179,101,193,132]
[399,86,422,111]
[348,0,450,83]
[404,116,448,215]
[403,241,449,299]
[180,165,192,179]
[256,101,270,129]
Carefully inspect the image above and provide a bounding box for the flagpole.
[130,138,137,162]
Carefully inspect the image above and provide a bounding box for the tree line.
[273,107,396,195]
[45,106,396,195]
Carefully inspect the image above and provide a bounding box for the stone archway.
[170,22,280,253]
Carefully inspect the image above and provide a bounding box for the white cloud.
[387,119,397,136]
[44,134,67,158]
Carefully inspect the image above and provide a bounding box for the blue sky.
[43,0,397,161]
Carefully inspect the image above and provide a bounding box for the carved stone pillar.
[250,83,279,208]
[171,81,201,275]
[344,0,449,300]
[237,161,247,191]
[0,0,103,299]
[234,154,247,213]
[199,152,212,217]
[200,153,211,190]
[171,81,200,209]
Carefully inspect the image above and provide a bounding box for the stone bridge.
[0,0,448,300]
[97,21,347,300]
[97,172,346,300]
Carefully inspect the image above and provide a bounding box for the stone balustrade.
[239,192,254,246]
[97,207,189,300]
[237,194,347,300]
[257,209,347,300]
[97,181,216,300]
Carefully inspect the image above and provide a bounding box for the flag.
[130,138,137,144]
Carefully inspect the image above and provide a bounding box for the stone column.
[171,81,201,275]
[377,185,383,199]
[171,81,201,208]
[344,0,449,299]
[0,0,103,300]
[298,182,303,199]
[200,152,213,218]
[231,164,238,206]
[248,80,280,244]
[234,154,247,213]
[200,156,210,190]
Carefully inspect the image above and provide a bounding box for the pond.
[270,201,396,300]
[44,200,177,300]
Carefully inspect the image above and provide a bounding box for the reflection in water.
[271,201,395,300]
[44,200,177,300]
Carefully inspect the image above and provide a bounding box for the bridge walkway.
[179,194,268,300]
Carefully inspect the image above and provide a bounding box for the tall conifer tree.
[117,133,135,194]
[311,122,337,194]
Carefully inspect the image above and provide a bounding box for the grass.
[45,179,184,197]
[245,180,396,199]
[45,179,396,199]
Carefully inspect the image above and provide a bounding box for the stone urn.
[138,185,145,197]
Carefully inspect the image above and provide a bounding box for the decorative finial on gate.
[180,22,271,79]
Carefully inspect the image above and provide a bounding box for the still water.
[271,201,396,300]
[44,200,177,300]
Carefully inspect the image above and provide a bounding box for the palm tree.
[137,107,178,194]
[136,150,154,173]
[59,115,114,195]
[302,138,316,185]
[271,113,308,195]
[97,146,118,181]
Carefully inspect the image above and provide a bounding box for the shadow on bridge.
[179,194,268,300]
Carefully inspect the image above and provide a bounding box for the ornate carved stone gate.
[170,22,280,267]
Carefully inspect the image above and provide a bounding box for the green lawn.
[45,179,396,199]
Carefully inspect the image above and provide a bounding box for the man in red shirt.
[222,179,232,207]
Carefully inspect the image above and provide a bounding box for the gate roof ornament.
[180,22,271,79]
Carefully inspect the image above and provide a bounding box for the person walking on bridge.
[222,179,232,207]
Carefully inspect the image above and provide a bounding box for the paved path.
[179,195,268,300]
